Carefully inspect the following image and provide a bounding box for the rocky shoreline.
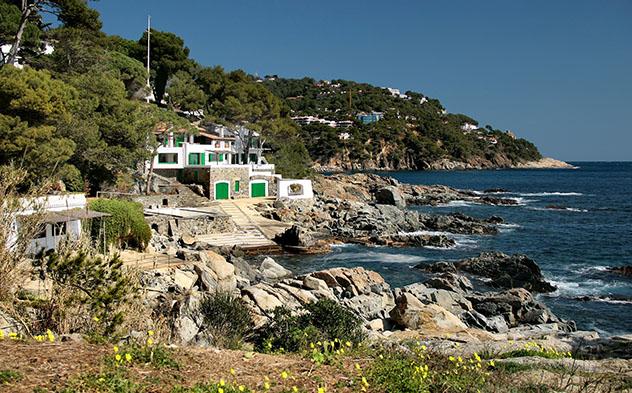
[313,156,575,172]
[133,172,631,360]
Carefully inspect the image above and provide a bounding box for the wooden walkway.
[195,198,289,251]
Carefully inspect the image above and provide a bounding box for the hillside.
[263,77,546,171]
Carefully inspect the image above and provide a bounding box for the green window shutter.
[209,153,214,162]
[234,180,240,192]
[201,153,205,166]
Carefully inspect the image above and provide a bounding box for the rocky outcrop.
[606,265,632,278]
[389,293,467,331]
[374,186,406,209]
[421,252,556,293]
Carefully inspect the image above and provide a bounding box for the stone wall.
[207,167,251,200]
[146,215,234,238]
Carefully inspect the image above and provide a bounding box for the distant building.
[385,87,409,100]
[356,112,384,124]
[461,123,479,132]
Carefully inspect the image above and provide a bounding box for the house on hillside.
[356,111,384,124]
[150,123,312,201]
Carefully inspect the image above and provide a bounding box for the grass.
[0,369,22,384]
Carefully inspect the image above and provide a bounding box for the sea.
[276,162,632,336]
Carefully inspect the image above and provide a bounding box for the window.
[34,224,47,239]
[175,134,185,147]
[188,153,204,166]
[218,153,224,162]
[52,222,67,237]
[234,180,240,192]
[209,153,214,162]
[158,153,178,163]
[249,154,258,163]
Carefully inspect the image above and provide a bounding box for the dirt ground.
[0,341,363,393]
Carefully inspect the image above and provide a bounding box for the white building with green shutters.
[150,123,285,200]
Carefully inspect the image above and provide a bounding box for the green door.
[250,182,266,197]
[215,182,229,200]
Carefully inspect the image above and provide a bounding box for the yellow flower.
[113,345,119,353]
[9,332,17,339]
[449,356,456,362]
[125,353,132,362]
[421,344,427,351]
[220,378,226,386]
[93,316,100,322]
[281,371,289,379]
[355,363,361,371]
[147,338,154,346]
[239,386,245,392]
[292,387,298,393]
[361,377,369,387]
[230,368,236,376]
[0,330,4,340]
[264,382,270,390]
[309,342,315,349]
[148,330,155,336]
[318,387,326,393]
[488,360,495,367]
[218,389,224,393]
[115,354,122,362]
[46,329,55,342]
[345,341,352,348]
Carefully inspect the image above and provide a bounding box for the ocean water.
[276,162,632,336]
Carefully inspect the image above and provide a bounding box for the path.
[195,197,290,251]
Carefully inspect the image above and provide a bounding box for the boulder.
[455,252,556,293]
[606,265,632,278]
[467,288,570,329]
[374,186,406,209]
[205,252,237,292]
[259,257,293,280]
[424,273,473,294]
[461,310,509,333]
[303,275,329,291]
[173,268,197,291]
[173,316,198,344]
[274,225,316,248]
[389,292,467,331]
[242,285,284,312]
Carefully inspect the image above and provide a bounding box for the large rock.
[173,268,197,291]
[389,293,467,331]
[467,288,572,329]
[242,284,285,312]
[259,257,293,280]
[274,225,316,248]
[461,310,509,333]
[374,186,406,209]
[205,251,237,292]
[455,252,556,293]
[424,273,473,294]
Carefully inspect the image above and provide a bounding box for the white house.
[9,194,108,254]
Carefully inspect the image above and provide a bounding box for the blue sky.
[93,0,632,161]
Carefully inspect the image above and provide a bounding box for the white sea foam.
[517,192,583,197]
[436,200,478,208]
[498,223,521,233]
[509,197,535,205]
[527,206,588,212]
[339,250,428,264]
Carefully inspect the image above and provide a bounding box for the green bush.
[89,198,151,250]
[33,251,134,337]
[255,299,365,353]
[0,369,22,384]
[199,292,254,349]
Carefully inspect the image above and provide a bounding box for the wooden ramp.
[194,199,286,252]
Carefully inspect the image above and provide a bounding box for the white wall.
[277,179,314,200]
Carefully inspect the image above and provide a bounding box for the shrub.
[199,292,254,349]
[89,198,151,250]
[255,299,365,353]
[0,369,22,384]
[32,250,135,337]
